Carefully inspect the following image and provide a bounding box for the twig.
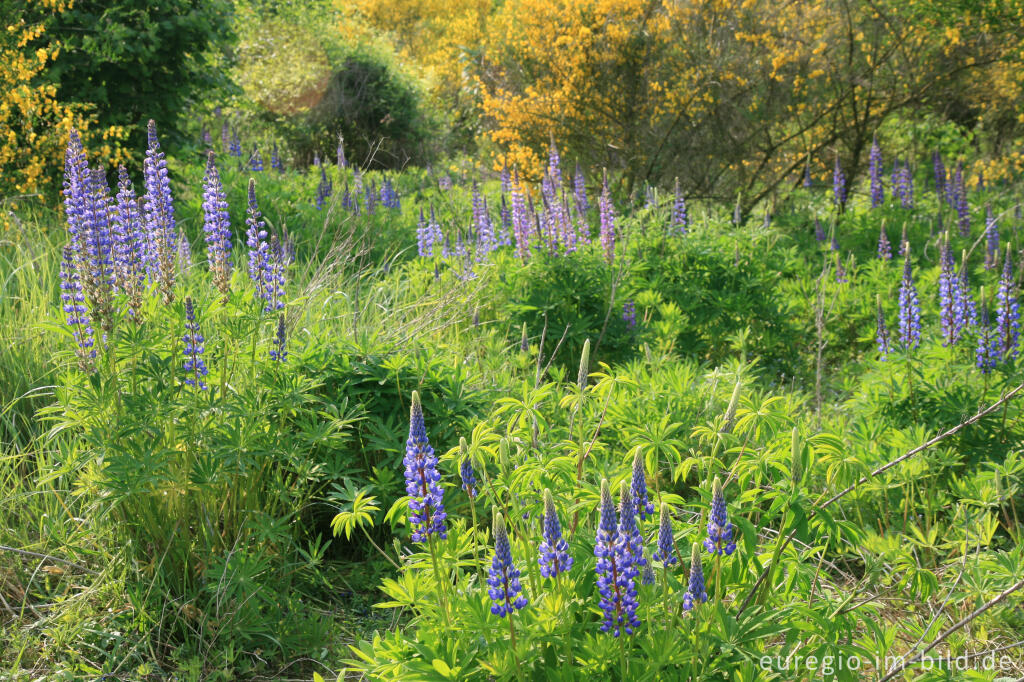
[0,544,99,575]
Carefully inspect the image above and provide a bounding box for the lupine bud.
[269,313,287,362]
[519,323,528,352]
[403,392,447,542]
[182,297,208,390]
[652,502,677,565]
[577,339,591,392]
[790,427,802,485]
[459,437,476,498]
[704,476,736,556]
[898,247,922,350]
[595,479,640,636]
[682,542,708,611]
[538,489,573,578]
[488,511,528,617]
[630,450,654,522]
[721,380,741,434]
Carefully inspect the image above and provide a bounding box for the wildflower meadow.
[3,1,1024,680]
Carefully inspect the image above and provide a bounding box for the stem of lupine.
[468,494,484,585]
[427,535,451,628]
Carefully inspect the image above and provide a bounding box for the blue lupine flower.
[622,300,637,329]
[704,477,736,556]
[618,482,646,569]
[59,245,96,371]
[315,165,333,210]
[229,129,242,157]
[832,154,846,206]
[835,253,848,284]
[985,205,999,270]
[898,249,922,350]
[113,165,146,320]
[876,295,892,360]
[652,502,677,565]
[143,120,177,303]
[574,162,589,213]
[271,144,284,172]
[403,392,447,542]
[641,554,655,586]
[595,480,640,637]
[996,251,1020,361]
[630,450,654,521]
[539,488,573,578]
[933,150,945,197]
[672,177,688,234]
[877,223,892,260]
[599,172,615,263]
[269,313,287,363]
[977,291,998,374]
[202,152,232,298]
[682,543,708,611]
[958,255,979,329]
[893,161,914,209]
[511,171,530,261]
[249,146,263,171]
[814,218,826,242]
[869,136,884,208]
[459,454,477,498]
[488,512,528,617]
[182,296,208,390]
[245,179,284,312]
[938,239,964,346]
[498,195,513,246]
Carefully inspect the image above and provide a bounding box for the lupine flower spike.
[595,480,640,636]
[996,250,1020,360]
[618,482,646,569]
[202,152,232,298]
[538,489,572,578]
[977,287,998,374]
[938,234,965,346]
[488,511,528,617]
[143,120,177,303]
[630,450,654,521]
[652,502,677,565]
[269,313,287,362]
[869,136,884,208]
[403,392,447,542]
[832,153,846,207]
[704,476,736,556]
[182,297,208,390]
[876,294,891,360]
[877,222,892,260]
[599,169,615,263]
[898,247,922,350]
[682,543,708,611]
[459,449,477,498]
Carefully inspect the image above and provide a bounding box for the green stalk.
[428,535,451,628]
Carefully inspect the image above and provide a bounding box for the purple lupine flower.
[682,543,708,611]
[403,391,447,542]
[177,232,192,273]
[471,183,494,255]
[182,296,208,390]
[704,477,736,556]
[996,251,1020,360]
[938,238,965,346]
[977,291,998,374]
[897,162,914,209]
[618,482,646,569]
[898,248,922,350]
[877,223,892,260]
[595,480,640,637]
[269,312,287,363]
[271,144,284,172]
[876,295,891,360]
[459,453,476,498]
[498,195,513,246]
[954,163,970,237]
[869,136,884,208]
[364,179,377,216]
[958,253,979,329]
[933,150,946,197]
[488,512,528,617]
[622,300,636,329]
[548,140,562,188]
[229,129,242,157]
[59,245,96,370]
[672,177,688,234]
[267,235,287,312]
[500,161,510,194]
[381,177,400,210]
[315,165,333,210]
[337,134,347,169]
[245,179,277,311]
[574,161,588,213]
[79,168,116,333]
[652,502,677,565]
[202,152,232,298]
[630,450,654,521]
[814,218,826,242]
[599,171,615,263]
[112,166,146,320]
[830,234,839,252]
[143,120,177,304]
[984,205,999,270]
[832,154,846,207]
[511,171,530,261]
[416,208,430,257]
[249,146,263,171]
[538,488,572,578]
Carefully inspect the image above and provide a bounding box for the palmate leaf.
[330,490,380,539]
